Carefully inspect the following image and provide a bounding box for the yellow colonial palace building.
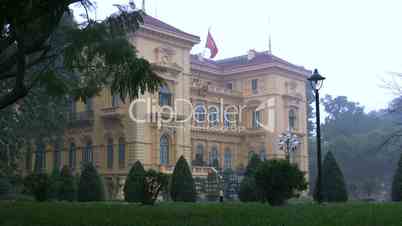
[26,15,310,193]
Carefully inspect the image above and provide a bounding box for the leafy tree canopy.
[0,0,163,110]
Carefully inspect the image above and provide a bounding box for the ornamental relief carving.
[154,46,183,69]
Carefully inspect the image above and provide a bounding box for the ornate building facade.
[26,15,310,195]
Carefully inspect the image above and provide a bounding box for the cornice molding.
[135,25,200,49]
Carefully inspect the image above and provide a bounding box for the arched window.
[224,111,230,128]
[53,140,62,170]
[83,140,93,163]
[224,148,232,169]
[210,146,219,168]
[118,138,126,169]
[195,104,206,127]
[248,151,255,161]
[208,106,219,128]
[107,138,114,169]
[194,144,204,165]
[160,135,169,165]
[69,142,76,169]
[289,109,297,130]
[259,148,267,161]
[159,85,172,106]
[35,141,46,171]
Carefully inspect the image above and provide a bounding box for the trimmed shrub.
[0,177,13,200]
[392,152,402,201]
[78,162,105,202]
[124,161,146,203]
[320,152,348,202]
[255,160,307,206]
[142,170,168,205]
[49,168,61,200]
[239,176,258,202]
[23,173,51,202]
[239,154,262,202]
[170,156,196,202]
[245,154,262,177]
[58,166,77,201]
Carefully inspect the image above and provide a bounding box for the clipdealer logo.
[128,97,275,132]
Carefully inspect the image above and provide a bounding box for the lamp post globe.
[278,130,300,162]
[308,68,325,204]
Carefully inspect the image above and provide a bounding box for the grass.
[1,201,402,226]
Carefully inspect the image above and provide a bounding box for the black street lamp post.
[308,69,326,204]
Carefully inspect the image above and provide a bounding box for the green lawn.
[1,201,402,226]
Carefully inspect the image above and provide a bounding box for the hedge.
[0,202,402,226]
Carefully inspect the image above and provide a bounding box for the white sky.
[73,0,402,111]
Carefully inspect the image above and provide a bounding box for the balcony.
[159,165,214,177]
[67,111,94,127]
[100,106,125,119]
[191,81,242,97]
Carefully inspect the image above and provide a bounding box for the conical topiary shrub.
[245,154,262,177]
[78,162,105,202]
[392,152,402,201]
[170,156,196,202]
[124,161,146,202]
[239,154,261,202]
[49,167,61,200]
[58,165,77,201]
[320,151,348,202]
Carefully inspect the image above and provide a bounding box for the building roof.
[142,14,200,41]
[191,51,310,76]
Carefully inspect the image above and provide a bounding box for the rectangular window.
[112,95,119,107]
[107,144,114,169]
[85,98,93,112]
[252,111,261,128]
[251,79,258,94]
[118,142,125,169]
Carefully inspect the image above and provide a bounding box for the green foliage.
[142,170,168,205]
[170,156,196,202]
[239,154,262,202]
[392,152,402,201]
[239,176,258,202]
[78,162,105,202]
[23,173,51,202]
[309,94,401,200]
[2,202,402,226]
[245,154,262,177]
[0,1,163,111]
[212,159,220,171]
[49,167,61,200]
[319,152,348,202]
[58,166,77,201]
[0,176,13,200]
[255,160,307,206]
[124,161,145,203]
